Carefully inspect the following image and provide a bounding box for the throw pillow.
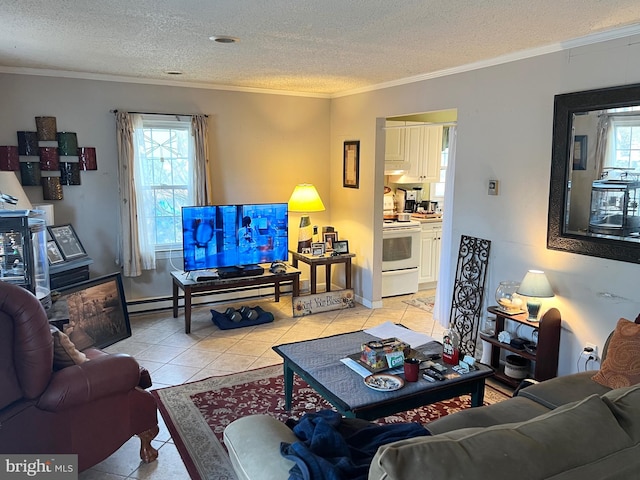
[592,318,640,389]
[50,325,88,371]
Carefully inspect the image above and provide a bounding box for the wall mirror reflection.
[548,83,640,264]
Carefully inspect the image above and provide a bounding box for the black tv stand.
[217,264,265,279]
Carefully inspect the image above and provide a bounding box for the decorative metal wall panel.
[17,131,39,156]
[60,162,81,185]
[57,132,78,156]
[35,116,57,141]
[20,162,41,186]
[449,235,491,358]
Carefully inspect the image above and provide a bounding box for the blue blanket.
[280,410,430,480]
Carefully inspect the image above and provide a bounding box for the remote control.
[425,367,445,381]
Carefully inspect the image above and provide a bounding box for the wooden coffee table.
[273,329,494,420]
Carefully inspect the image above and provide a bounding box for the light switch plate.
[488,180,499,195]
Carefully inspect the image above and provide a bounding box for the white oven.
[382,220,421,297]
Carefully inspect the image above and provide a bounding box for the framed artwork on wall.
[343,140,360,188]
[573,135,587,170]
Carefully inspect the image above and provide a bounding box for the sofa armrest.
[224,415,297,480]
[36,353,141,412]
[513,378,539,397]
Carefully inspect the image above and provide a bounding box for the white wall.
[330,34,640,375]
[0,74,331,301]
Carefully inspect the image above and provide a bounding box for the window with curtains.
[134,115,194,251]
[605,107,640,174]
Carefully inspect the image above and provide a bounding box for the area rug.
[404,295,435,312]
[152,365,509,480]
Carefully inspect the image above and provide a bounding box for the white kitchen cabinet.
[384,121,405,161]
[419,221,442,286]
[394,125,443,183]
[384,121,411,174]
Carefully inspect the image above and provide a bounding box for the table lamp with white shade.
[516,270,555,322]
[0,172,32,210]
[288,184,325,253]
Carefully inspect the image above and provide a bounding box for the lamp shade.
[288,184,325,212]
[516,270,554,298]
[0,171,33,209]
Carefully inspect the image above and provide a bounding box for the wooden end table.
[288,250,355,294]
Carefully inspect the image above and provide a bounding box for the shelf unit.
[480,306,561,387]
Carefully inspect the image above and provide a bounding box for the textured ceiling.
[2,1,640,96]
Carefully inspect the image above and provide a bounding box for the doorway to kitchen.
[381,109,457,317]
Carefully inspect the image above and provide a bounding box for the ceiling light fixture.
[209,35,239,44]
[165,70,183,75]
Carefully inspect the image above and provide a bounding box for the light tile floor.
[79,290,442,479]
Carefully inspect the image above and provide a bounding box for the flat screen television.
[182,203,289,272]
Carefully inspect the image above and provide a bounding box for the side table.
[288,250,355,294]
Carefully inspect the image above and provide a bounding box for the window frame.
[134,115,194,253]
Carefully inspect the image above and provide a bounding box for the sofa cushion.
[50,326,87,371]
[427,395,550,435]
[592,318,640,389]
[601,385,640,442]
[369,394,633,480]
[517,371,610,409]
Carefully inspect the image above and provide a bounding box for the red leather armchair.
[0,282,159,472]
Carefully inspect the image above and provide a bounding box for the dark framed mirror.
[547,83,640,264]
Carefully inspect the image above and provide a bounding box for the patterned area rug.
[152,365,508,480]
[404,295,436,312]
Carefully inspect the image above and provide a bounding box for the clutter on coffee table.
[211,305,275,330]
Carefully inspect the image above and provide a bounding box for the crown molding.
[331,23,640,98]
[0,66,332,99]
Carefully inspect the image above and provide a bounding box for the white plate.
[364,373,404,392]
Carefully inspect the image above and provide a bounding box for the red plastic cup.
[403,358,420,382]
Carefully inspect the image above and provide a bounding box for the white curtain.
[594,114,610,179]
[433,125,457,328]
[191,115,213,205]
[115,112,151,277]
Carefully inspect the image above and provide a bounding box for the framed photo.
[48,224,87,260]
[55,272,131,349]
[46,240,65,265]
[573,135,587,170]
[311,242,326,256]
[343,140,360,189]
[323,232,338,250]
[333,240,349,254]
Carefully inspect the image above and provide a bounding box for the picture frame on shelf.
[311,242,326,256]
[343,140,360,189]
[46,240,64,264]
[55,272,131,349]
[323,232,338,250]
[333,240,349,254]
[48,224,87,260]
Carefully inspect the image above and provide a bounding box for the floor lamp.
[288,184,325,253]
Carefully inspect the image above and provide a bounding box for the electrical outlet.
[584,342,598,357]
[488,180,499,195]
